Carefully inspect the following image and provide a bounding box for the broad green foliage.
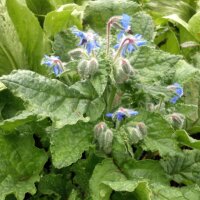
[50,122,93,168]
[44,3,83,37]
[0,134,47,200]
[6,0,48,73]
[83,0,139,33]
[0,1,26,75]
[0,70,90,128]
[1,0,200,199]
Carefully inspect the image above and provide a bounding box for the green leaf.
[122,159,169,185]
[89,159,126,200]
[53,30,78,62]
[86,97,105,121]
[44,4,83,37]
[38,174,68,199]
[0,111,37,132]
[0,1,26,75]
[26,0,54,16]
[50,122,93,168]
[174,60,199,83]
[174,130,200,150]
[129,46,182,84]
[6,0,48,72]
[103,180,151,200]
[135,112,181,156]
[151,183,200,200]
[131,12,155,41]
[160,150,200,185]
[188,11,200,41]
[164,14,189,31]
[159,30,180,54]
[0,70,90,128]
[83,0,139,33]
[0,133,47,200]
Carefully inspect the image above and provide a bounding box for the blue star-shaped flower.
[167,83,183,104]
[71,27,100,54]
[41,55,63,76]
[114,34,146,57]
[117,14,132,40]
[106,107,138,121]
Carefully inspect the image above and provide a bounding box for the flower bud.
[77,60,89,79]
[166,113,185,129]
[121,58,134,75]
[68,48,85,60]
[136,122,147,136]
[88,57,99,75]
[126,127,143,144]
[114,67,129,84]
[94,122,108,140]
[94,123,113,154]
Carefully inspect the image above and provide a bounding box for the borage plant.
[1,12,200,200]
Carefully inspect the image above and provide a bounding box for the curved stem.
[113,37,134,62]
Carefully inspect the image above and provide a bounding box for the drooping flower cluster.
[106,107,138,121]
[41,55,64,76]
[167,83,183,104]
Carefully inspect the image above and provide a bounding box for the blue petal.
[117,30,125,40]
[53,66,60,76]
[114,43,120,49]
[116,113,125,121]
[136,40,147,46]
[106,113,113,118]
[128,110,139,116]
[176,87,183,97]
[170,96,179,104]
[127,44,135,53]
[121,14,131,30]
[134,34,142,39]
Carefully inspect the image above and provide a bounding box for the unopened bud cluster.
[78,58,99,79]
[125,122,147,144]
[94,122,113,154]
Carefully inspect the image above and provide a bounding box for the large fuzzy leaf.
[188,11,200,41]
[122,159,169,185]
[0,1,26,75]
[129,46,182,84]
[0,133,47,200]
[131,12,155,41]
[83,0,139,33]
[6,0,48,72]
[44,4,83,37]
[160,150,200,185]
[0,70,90,128]
[50,122,93,168]
[151,183,200,200]
[135,112,181,156]
[89,159,127,200]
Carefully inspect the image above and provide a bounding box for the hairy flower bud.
[77,60,89,79]
[136,122,147,136]
[126,127,143,144]
[121,58,134,75]
[68,48,85,60]
[94,122,108,139]
[88,57,99,75]
[166,113,185,129]
[94,123,113,154]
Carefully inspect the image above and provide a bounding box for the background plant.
[1,0,200,200]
